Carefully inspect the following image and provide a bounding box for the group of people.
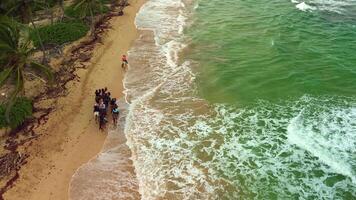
[92,55,128,131]
[93,87,120,130]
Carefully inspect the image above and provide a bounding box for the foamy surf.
[124,0,224,199]
[122,0,356,199]
[287,109,356,184]
[292,0,356,13]
[295,2,316,11]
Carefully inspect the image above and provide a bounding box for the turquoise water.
[189,0,356,104]
[125,0,356,199]
[187,0,356,199]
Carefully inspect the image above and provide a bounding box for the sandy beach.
[3,0,146,199]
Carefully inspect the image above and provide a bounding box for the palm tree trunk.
[47,4,54,25]
[20,4,30,24]
[89,6,95,35]
[28,7,47,63]
[59,0,64,21]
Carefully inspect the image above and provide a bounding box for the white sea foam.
[287,108,356,184]
[296,2,317,11]
[292,0,356,13]
[125,0,206,199]
[212,97,356,198]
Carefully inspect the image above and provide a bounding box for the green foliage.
[33,0,53,11]
[99,0,113,4]
[0,97,33,129]
[0,16,53,122]
[30,20,89,47]
[45,0,58,7]
[1,0,61,22]
[64,1,109,19]
[0,0,46,23]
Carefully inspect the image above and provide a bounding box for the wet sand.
[3,0,146,199]
[69,100,141,200]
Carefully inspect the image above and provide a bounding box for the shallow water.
[69,101,140,200]
[124,0,356,199]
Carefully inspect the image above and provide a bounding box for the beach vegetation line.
[0,0,124,129]
[0,16,54,124]
[30,20,89,47]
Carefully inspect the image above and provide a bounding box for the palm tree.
[2,0,48,62]
[72,0,104,34]
[0,16,53,121]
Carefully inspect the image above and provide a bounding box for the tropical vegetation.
[30,20,89,47]
[0,97,33,129]
[0,16,53,123]
[1,0,49,61]
[71,0,106,32]
[0,0,114,129]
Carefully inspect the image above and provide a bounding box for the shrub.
[100,0,113,3]
[33,0,57,11]
[0,98,33,129]
[30,20,89,47]
[64,3,110,19]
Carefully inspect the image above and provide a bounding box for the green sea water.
[125,0,356,199]
[186,0,356,199]
[189,0,356,104]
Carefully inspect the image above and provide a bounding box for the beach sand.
[3,0,146,199]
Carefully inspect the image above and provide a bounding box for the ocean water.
[124,0,356,199]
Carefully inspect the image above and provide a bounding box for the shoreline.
[69,99,141,199]
[3,0,146,199]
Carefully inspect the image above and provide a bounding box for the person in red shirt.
[121,55,128,70]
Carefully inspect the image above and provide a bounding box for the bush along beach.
[64,2,110,19]
[0,0,131,197]
[0,98,33,129]
[0,16,53,129]
[0,0,115,130]
[30,20,89,47]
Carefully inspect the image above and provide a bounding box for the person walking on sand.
[99,112,106,131]
[93,102,100,123]
[104,92,111,108]
[99,99,106,116]
[112,104,120,125]
[122,55,128,70]
[110,97,117,110]
[98,99,108,131]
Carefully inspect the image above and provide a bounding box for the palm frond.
[29,61,54,84]
[5,67,24,122]
[0,16,19,49]
[0,66,13,86]
[33,0,47,11]
[0,24,15,48]
[0,43,14,53]
[73,0,87,10]
[4,4,20,16]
